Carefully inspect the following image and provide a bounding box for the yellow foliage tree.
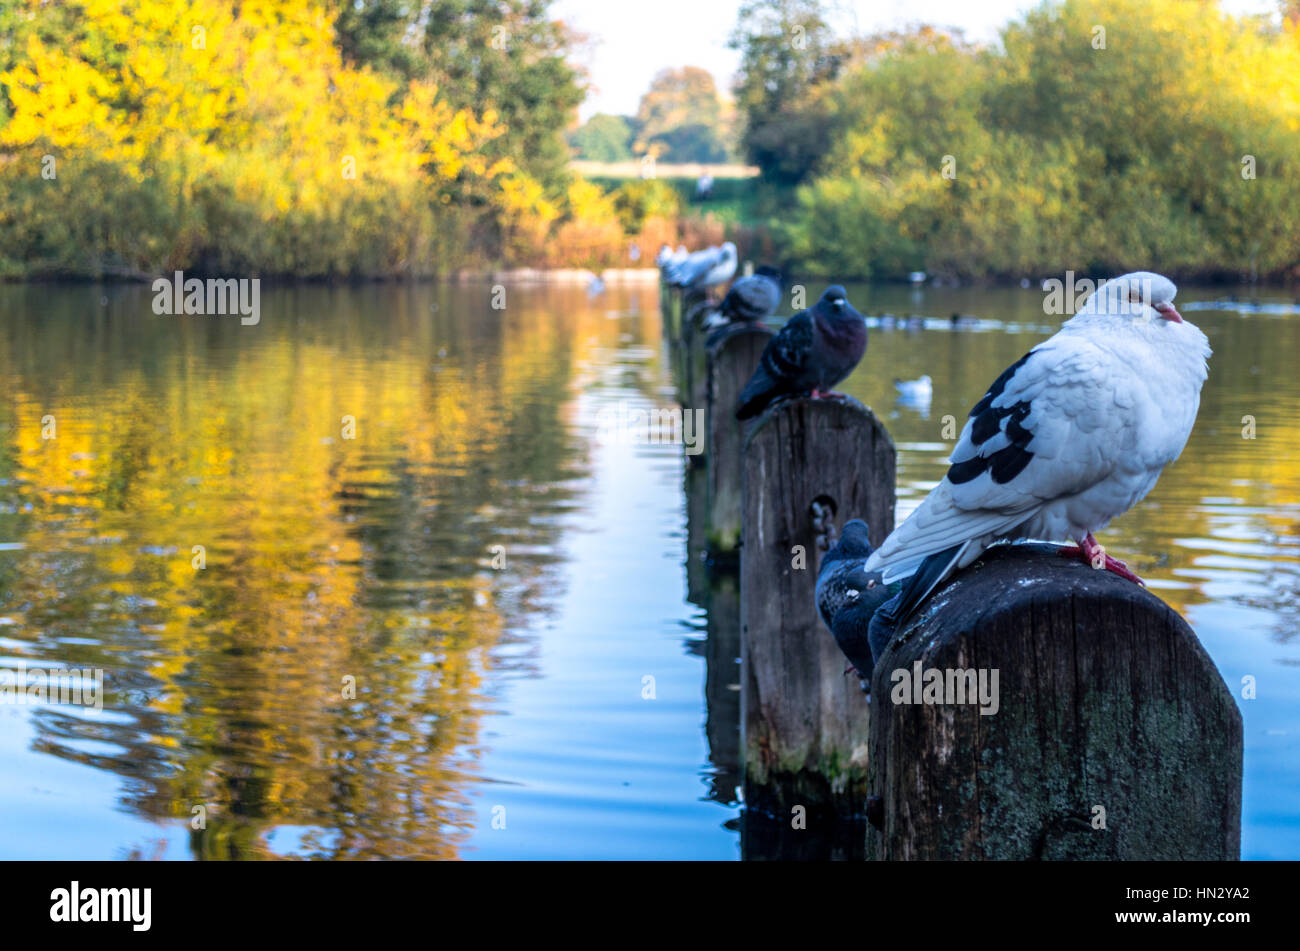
[0,0,529,277]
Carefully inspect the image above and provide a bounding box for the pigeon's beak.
[1154,302,1183,323]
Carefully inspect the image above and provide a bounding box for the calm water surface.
[0,280,1295,859]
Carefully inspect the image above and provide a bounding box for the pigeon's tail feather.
[736,369,781,419]
[879,555,926,586]
[891,541,971,622]
[865,483,1030,577]
[735,391,770,420]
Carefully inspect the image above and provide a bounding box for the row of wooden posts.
[661,280,1243,860]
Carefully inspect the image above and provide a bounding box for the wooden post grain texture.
[684,458,710,607]
[660,281,680,343]
[867,543,1243,860]
[706,322,773,560]
[677,296,712,415]
[703,572,742,803]
[740,396,896,815]
[685,307,713,423]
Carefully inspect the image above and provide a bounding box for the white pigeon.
[667,243,716,287]
[865,271,1210,618]
[669,242,737,290]
[662,245,690,283]
[698,241,738,288]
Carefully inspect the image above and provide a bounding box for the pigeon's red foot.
[810,389,848,402]
[843,662,861,677]
[1059,533,1144,586]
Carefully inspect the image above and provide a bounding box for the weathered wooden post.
[703,572,742,803]
[685,304,715,422]
[677,296,713,414]
[740,396,896,816]
[660,281,682,342]
[705,322,773,562]
[866,543,1243,860]
[684,456,710,607]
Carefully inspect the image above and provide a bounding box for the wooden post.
[685,304,714,423]
[660,281,681,342]
[703,572,742,803]
[867,543,1243,860]
[705,322,773,561]
[740,396,896,816]
[677,295,712,413]
[684,457,710,607]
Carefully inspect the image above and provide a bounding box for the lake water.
[0,279,1295,860]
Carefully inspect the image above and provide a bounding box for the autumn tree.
[633,67,732,164]
[326,0,586,192]
[729,0,842,183]
[0,0,516,278]
[780,0,1300,281]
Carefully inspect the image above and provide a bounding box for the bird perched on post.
[720,266,782,322]
[814,519,894,691]
[864,271,1210,631]
[668,242,737,291]
[658,245,688,279]
[735,285,867,420]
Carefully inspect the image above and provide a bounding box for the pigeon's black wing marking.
[947,350,1037,486]
[945,343,1123,508]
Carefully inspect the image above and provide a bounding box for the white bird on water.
[894,374,933,413]
[866,271,1210,620]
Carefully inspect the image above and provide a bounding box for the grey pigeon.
[815,519,876,632]
[814,519,895,692]
[735,285,867,420]
[720,266,781,322]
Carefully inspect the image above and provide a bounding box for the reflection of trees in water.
[1240,558,1300,645]
[0,282,660,859]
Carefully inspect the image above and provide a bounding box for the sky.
[555,0,1282,120]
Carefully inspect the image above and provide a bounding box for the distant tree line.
[728,0,1300,281]
[5,0,1294,281]
[568,66,736,165]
